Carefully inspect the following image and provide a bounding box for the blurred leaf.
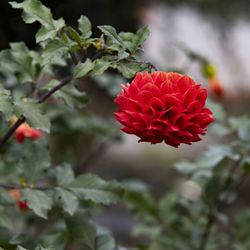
[21,189,52,219]
[68,174,121,205]
[0,87,13,120]
[64,209,97,247]
[73,58,94,79]
[78,15,92,40]
[54,188,78,216]
[210,123,231,136]
[229,116,250,142]
[205,176,222,203]
[64,26,82,45]
[174,161,198,175]
[41,39,69,66]
[55,163,75,186]
[18,139,50,184]
[39,232,66,250]
[242,157,250,173]
[0,206,13,231]
[45,79,88,109]
[96,234,115,250]
[98,25,123,46]
[0,42,42,83]
[15,98,50,133]
[206,100,226,122]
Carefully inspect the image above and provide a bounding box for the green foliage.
[15,99,50,133]
[0,0,249,249]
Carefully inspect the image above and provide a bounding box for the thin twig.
[0,117,26,148]
[0,183,50,190]
[199,208,214,250]
[0,75,73,149]
[125,58,159,71]
[38,75,72,103]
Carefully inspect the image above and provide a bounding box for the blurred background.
[2,0,250,246]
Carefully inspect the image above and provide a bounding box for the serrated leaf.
[91,58,111,76]
[54,188,78,216]
[21,189,52,219]
[15,99,50,133]
[64,209,97,247]
[73,58,94,79]
[10,0,54,28]
[68,174,121,205]
[55,163,75,186]
[98,25,123,45]
[78,15,92,40]
[0,87,13,120]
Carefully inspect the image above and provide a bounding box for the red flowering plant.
[0,0,249,249]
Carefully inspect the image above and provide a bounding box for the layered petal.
[114,71,214,147]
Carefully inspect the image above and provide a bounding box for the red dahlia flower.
[114,72,214,147]
[15,123,41,143]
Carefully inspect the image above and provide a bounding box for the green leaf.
[10,0,54,28]
[15,98,50,133]
[64,26,82,45]
[78,15,92,40]
[64,209,97,247]
[18,139,50,184]
[96,234,115,250]
[174,161,198,175]
[54,188,78,216]
[41,39,69,66]
[39,232,66,250]
[116,61,145,79]
[0,42,42,83]
[73,58,94,79]
[98,25,123,45]
[206,100,226,122]
[0,206,13,231]
[55,163,75,186]
[210,123,231,136]
[16,246,28,250]
[205,176,223,203]
[21,189,52,219]
[10,0,65,44]
[68,174,121,205]
[0,86,13,120]
[119,32,137,52]
[134,25,150,51]
[92,58,111,76]
[45,79,88,109]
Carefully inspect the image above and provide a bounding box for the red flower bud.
[15,123,41,143]
[114,72,214,147]
[208,77,224,98]
[9,189,28,212]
